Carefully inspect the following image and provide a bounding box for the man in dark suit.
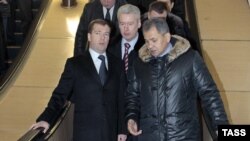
[125,0,150,14]
[126,0,186,21]
[108,4,144,74]
[157,0,186,21]
[31,19,127,141]
[74,0,126,56]
[156,0,202,55]
[146,1,186,38]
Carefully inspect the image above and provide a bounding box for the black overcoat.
[37,51,126,141]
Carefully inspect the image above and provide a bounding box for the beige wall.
[203,42,250,124]
[196,0,250,140]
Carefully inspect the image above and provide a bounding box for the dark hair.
[149,1,168,14]
[88,19,111,33]
[143,18,170,35]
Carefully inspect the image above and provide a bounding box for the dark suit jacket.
[37,51,126,141]
[74,0,126,56]
[126,0,186,20]
[171,0,186,21]
[126,0,152,14]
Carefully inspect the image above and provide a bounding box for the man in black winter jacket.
[125,18,228,141]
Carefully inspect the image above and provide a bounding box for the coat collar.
[139,35,191,63]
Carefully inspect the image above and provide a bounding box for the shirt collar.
[89,48,107,61]
[159,42,173,57]
[121,33,139,49]
[103,5,115,20]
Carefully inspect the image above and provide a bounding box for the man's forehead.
[144,27,161,36]
[119,14,139,21]
[150,10,167,16]
[100,0,116,4]
[158,0,171,2]
[93,24,109,28]
[92,24,110,31]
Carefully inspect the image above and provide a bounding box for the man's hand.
[30,121,50,133]
[117,134,127,141]
[127,119,142,136]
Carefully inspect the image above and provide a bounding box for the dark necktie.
[105,8,111,21]
[98,55,108,85]
[123,43,131,73]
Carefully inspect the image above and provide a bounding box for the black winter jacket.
[125,35,228,141]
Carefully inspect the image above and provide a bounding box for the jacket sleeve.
[168,13,186,38]
[172,0,186,21]
[118,67,127,134]
[36,59,75,125]
[74,4,90,56]
[125,61,140,124]
[192,52,229,130]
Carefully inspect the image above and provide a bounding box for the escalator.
[17,0,216,141]
[0,0,50,93]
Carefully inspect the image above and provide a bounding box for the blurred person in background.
[74,0,126,56]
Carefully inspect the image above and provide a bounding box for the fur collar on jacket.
[139,35,191,63]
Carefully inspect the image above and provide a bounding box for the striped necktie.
[123,43,130,73]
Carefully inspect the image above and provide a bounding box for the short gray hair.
[142,18,170,35]
[117,4,141,20]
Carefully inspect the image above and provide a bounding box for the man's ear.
[147,12,151,20]
[138,19,142,29]
[171,2,174,10]
[165,33,171,43]
[87,33,91,42]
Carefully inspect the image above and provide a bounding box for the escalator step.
[14,33,24,45]
[32,9,39,18]
[32,0,42,9]
[6,45,21,60]
[15,9,21,21]
[15,20,22,32]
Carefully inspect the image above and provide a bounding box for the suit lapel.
[134,31,145,53]
[106,53,114,84]
[112,3,119,23]
[116,40,122,59]
[108,38,122,59]
[79,52,102,85]
[95,2,105,19]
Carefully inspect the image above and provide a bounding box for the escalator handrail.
[186,0,217,141]
[17,101,72,141]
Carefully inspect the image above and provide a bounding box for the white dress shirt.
[89,48,108,74]
[103,5,114,21]
[121,33,139,59]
